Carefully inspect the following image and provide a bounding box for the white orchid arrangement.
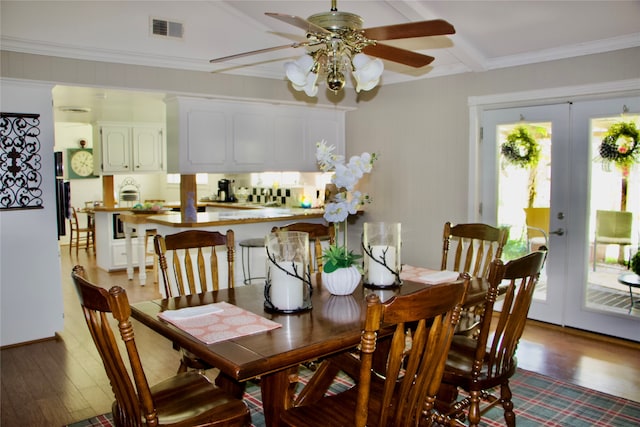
[316,140,377,272]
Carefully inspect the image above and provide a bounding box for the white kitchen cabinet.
[97,123,165,174]
[166,96,345,173]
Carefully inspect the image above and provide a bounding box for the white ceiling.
[2,0,639,122]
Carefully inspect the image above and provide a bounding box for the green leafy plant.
[322,244,362,273]
[501,125,544,169]
[631,249,640,276]
[599,122,639,169]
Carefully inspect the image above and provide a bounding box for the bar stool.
[239,238,266,285]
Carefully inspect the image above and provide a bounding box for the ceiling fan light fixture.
[295,71,319,97]
[284,54,315,86]
[285,50,381,96]
[326,69,346,92]
[285,55,319,96]
[351,53,383,93]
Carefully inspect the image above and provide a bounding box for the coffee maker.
[217,179,235,202]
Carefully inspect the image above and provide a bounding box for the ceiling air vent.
[151,18,183,39]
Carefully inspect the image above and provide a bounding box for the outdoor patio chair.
[593,210,633,271]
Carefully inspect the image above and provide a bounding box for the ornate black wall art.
[0,113,44,210]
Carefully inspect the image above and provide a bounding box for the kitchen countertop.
[144,208,325,227]
[92,201,289,212]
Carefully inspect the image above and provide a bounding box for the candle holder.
[362,222,401,288]
[265,231,313,313]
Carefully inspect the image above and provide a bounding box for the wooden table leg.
[260,367,299,427]
[214,372,246,400]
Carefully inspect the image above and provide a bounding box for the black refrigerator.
[54,151,70,238]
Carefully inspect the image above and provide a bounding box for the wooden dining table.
[130,266,496,427]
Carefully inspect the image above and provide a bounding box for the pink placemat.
[400,265,460,285]
[158,301,281,344]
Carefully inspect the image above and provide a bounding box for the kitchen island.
[101,207,326,289]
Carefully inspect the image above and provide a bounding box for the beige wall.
[2,47,639,268]
[347,47,640,267]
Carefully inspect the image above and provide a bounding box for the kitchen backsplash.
[250,187,304,207]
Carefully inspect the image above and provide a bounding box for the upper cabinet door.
[186,108,228,168]
[275,113,306,171]
[101,125,131,172]
[233,109,272,170]
[132,126,164,172]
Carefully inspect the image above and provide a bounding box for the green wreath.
[501,126,541,168]
[599,122,639,169]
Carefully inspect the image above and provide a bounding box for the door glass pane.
[587,115,640,315]
[496,122,553,301]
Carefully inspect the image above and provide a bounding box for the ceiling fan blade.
[265,12,332,35]
[363,43,435,68]
[363,19,455,41]
[209,42,305,63]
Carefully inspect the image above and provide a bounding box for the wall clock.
[68,148,96,179]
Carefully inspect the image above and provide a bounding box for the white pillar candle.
[269,261,304,310]
[367,245,397,286]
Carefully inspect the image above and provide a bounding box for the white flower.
[324,201,349,223]
[347,192,363,214]
[333,163,359,191]
[316,141,344,172]
[316,140,376,225]
[351,152,374,174]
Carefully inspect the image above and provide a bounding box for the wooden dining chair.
[69,206,95,256]
[435,250,547,427]
[441,222,509,278]
[155,229,235,297]
[279,275,470,427]
[271,222,335,273]
[441,221,509,337]
[70,265,251,427]
[155,229,235,373]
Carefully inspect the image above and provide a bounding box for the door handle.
[549,228,565,236]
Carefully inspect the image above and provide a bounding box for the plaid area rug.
[65,368,640,427]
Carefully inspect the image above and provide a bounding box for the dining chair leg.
[500,382,515,427]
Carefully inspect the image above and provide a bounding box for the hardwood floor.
[1,247,639,426]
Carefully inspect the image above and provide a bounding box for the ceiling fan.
[209,0,455,96]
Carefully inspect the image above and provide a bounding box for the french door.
[480,97,639,341]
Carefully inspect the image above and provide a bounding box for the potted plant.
[631,248,640,276]
[316,140,376,295]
